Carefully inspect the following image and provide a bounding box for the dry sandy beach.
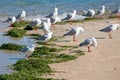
[0,18,120,80]
[40,19,120,80]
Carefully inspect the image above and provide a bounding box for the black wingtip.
[79,43,83,46]
[99,29,103,32]
[63,33,67,37]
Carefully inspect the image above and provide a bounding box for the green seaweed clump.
[13,59,52,75]
[32,46,60,57]
[7,28,26,37]
[0,43,23,51]
[0,72,55,80]
[12,21,29,27]
[31,47,77,63]
[0,46,84,80]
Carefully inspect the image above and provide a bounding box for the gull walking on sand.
[16,10,26,21]
[79,37,97,52]
[3,16,16,27]
[99,23,120,39]
[21,45,36,59]
[63,26,84,41]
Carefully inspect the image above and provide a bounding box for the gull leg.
[88,46,92,52]
[52,24,56,29]
[9,23,13,27]
[73,36,77,41]
[34,27,38,31]
[109,33,112,39]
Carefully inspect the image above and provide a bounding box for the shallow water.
[0,51,25,74]
[0,0,120,16]
[0,32,35,74]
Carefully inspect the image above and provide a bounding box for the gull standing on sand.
[63,10,77,21]
[99,23,120,39]
[79,37,97,52]
[21,45,36,59]
[16,10,26,21]
[111,6,120,15]
[50,16,61,29]
[82,9,95,18]
[63,26,84,41]
[3,16,16,27]
[46,18,51,27]
[46,8,59,18]
[40,18,51,34]
[96,5,106,16]
[38,31,53,42]
[30,18,42,31]
[40,21,51,34]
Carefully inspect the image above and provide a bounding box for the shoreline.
[0,18,120,80]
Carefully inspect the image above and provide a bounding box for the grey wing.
[3,17,11,23]
[20,47,28,52]
[63,14,72,21]
[64,28,76,36]
[50,17,55,23]
[46,12,53,18]
[99,26,112,32]
[39,35,47,41]
[30,21,37,26]
[96,11,101,15]
[79,39,90,46]
[16,14,21,19]
[111,9,118,14]
[83,11,92,17]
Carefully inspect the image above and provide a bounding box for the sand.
[41,19,120,80]
[1,19,120,80]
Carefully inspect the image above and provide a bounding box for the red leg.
[73,36,77,41]
[34,27,38,31]
[88,46,92,52]
[109,33,112,39]
[9,24,13,27]
[52,24,56,29]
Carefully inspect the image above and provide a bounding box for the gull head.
[55,8,58,11]
[102,5,105,9]
[73,10,77,14]
[31,45,36,48]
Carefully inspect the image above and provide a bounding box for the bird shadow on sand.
[95,37,105,39]
[56,40,71,42]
